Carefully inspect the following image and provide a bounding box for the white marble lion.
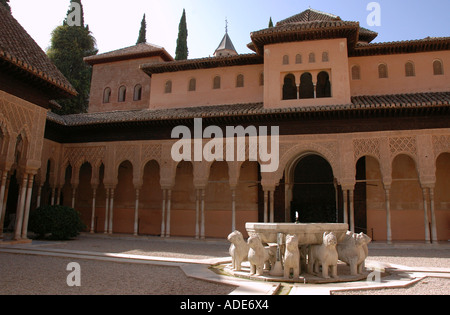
[337,231,372,275]
[308,232,339,279]
[227,230,249,271]
[283,234,301,280]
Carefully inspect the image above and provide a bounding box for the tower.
[214,19,238,57]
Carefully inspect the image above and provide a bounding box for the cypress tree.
[0,0,11,12]
[268,17,274,28]
[175,9,188,60]
[136,14,147,44]
[47,0,98,115]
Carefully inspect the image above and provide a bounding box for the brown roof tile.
[48,92,450,127]
[0,6,76,96]
[84,43,174,65]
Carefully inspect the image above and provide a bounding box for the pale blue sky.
[9,0,450,59]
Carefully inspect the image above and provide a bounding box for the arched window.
[103,87,111,103]
[309,53,315,63]
[236,74,244,88]
[133,84,142,101]
[296,54,302,64]
[118,86,126,102]
[188,78,196,91]
[213,76,221,89]
[322,52,329,62]
[351,65,361,80]
[282,74,297,100]
[282,55,289,65]
[378,63,388,78]
[316,71,331,98]
[259,72,264,86]
[299,72,314,99]
[405,61,415,77]
[165,80,172,94]
[433,60,444,75]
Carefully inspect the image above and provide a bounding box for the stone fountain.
[225,222,372,284]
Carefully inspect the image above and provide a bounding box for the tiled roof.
[276,8,341,25]
[84,43,174,65]
[250,20,361,55]
[47,92,450,127]
[0,5,76,97]
[141,54,263,76]
[215,33,238,54]
[351,37,450,56]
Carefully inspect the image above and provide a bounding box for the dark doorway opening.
[290,155,336,223]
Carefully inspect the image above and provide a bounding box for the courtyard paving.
[0,233,449,295]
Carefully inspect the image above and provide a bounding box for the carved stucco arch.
[274,142,340,186]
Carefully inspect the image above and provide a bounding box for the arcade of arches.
[1,124,449,243]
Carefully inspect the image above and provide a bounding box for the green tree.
[175,9,188,60]
[136,14,147,44]
[0,0,11,12]
[48,0,97,115]
[268,17,274,28]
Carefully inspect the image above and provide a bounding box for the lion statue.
[308,232,339,279]
[283,234,301,280]
[337,231,372,275]
[247,235,270,276]
[227,231,248,271]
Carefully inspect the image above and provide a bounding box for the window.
[433,60,444,75]
[259,72,264,86]
[405,62,415,77]
[322,52,329,62]
[299,72,314,99]
[213,76,221,89]
[133,84,142,101]
[165,80,172,94]
[295,54,302,64]
[282,74,297,100]
[309,53,315,63]
[316,71,331,98]
[378,64,388,78]
[118,86,126,102]
[282,55,289,65]
[351,65,361,80]
[236,74,244,88]
[188,78,196,91]
[103,87,111,103]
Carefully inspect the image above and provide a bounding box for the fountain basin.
[246,222,349,245]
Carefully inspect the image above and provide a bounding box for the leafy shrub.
[28,205,86,240]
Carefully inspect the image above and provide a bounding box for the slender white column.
[56,187,61,205]
[90,187,97,233]
[50,187,55,205]
[0,171,8,236]
[14,174,28,240]
[160,189,166,237]
[71,187,77,209]
[349,189,355,232]
[269,190,275,223]
[422,188,431,244]
[0,175,10,237]
[200,189,205,240]
[195,189,200,239]
[21,174,34,239]
[231,189,236,232]
[104,188,110,234]
[36,185,43,208]
[166,189,172,237]
[108,188,115,234]
[429,188,438,243]
[263,190,268,223]
[384,188,392,245]
[342,190,348,225]
[133,188,140,236]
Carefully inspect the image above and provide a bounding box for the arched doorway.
[289,154,337,223]
[282,74,297,100]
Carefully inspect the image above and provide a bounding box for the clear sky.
[8,0,450,59]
